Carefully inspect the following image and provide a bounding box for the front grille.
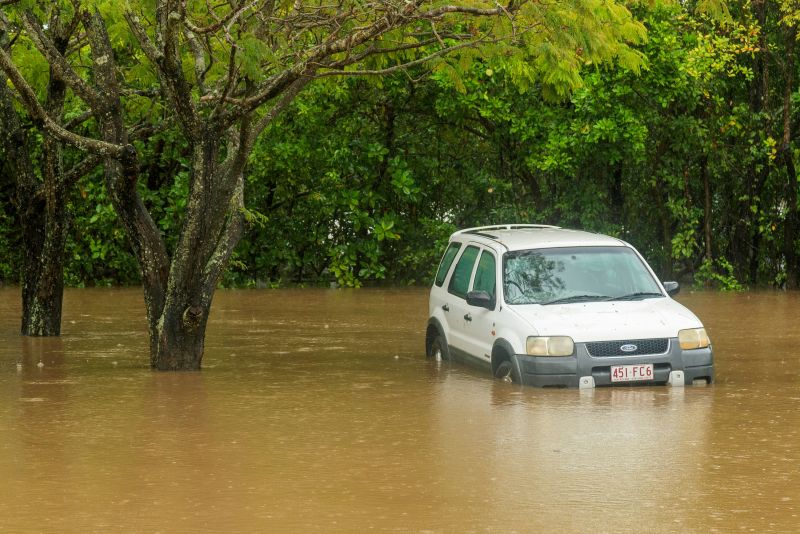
[586,338,669,357]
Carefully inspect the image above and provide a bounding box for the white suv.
[426,225,714,388]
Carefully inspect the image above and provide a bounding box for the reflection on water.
[0,288,799,531]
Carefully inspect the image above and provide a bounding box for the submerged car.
[426,225,713,388]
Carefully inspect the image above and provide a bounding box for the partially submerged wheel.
[428,334,449,362]
[494,359,519,383]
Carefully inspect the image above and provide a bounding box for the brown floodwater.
[1,288,799,532]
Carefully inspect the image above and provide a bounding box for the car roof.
[452,224,626,252]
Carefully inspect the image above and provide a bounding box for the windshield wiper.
[605,292,664,301]
[542,294,611,305]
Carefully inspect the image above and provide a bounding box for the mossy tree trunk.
[0,10,78,336]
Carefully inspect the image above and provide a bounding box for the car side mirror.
[663,281,680,296]
[466,290,494,310]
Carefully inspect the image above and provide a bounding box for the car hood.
[507,297,704,342]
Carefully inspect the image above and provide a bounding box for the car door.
[445,244,480,358]
[462,249,499,363]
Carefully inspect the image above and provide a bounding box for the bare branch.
[227,2,415,113]
[64,109,92,130]
[0,45,128,157]
[246,75,312,152]
[83,8,120,110]
[61,153,102,191]
[58,119,171,194]
[419,5,510,18]
[66,33,89,56]
[184,0,259,35]
[185,29,208,95]
[20,9,104,110]
[124,8,199,138]
[124,11,164,64]
[321,36,448,70]
[315,39,486,78]
[211,43,238,119]
[159,1,200,130]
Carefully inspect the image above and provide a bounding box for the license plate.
[610,363,654,383]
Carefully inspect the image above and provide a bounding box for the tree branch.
[63,109,93,130]
[184,28,208,95]
[202,176,244,294]
[246,74,312,152]
[419,5,512,18]
[231,0,429,117]
[61,153,102,191]
[315,39,486,78]
[0,46,128,157]
[21,9,104,111]
[125,7,199,138]
[183,0,260,35]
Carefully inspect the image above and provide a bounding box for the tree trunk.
[0,70,67,336]
[150,132,246,370]
[782,24,798,289]
[734,0,771,285]
[83,10,248,370]
[152,301,210,370]
[785,153,799,289]
[19,187,67,336]
[702,155,713,288]
[0,11,80,336]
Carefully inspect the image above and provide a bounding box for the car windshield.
[503,246,663,305]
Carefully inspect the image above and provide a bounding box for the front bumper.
[514,338,714,388]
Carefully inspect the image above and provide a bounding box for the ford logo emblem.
[620,344,638,353]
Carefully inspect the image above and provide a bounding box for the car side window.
[448,245,479,299]
[472,251,497,301]
[435,242,462,287]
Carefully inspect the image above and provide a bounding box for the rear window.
[448,245,480,298]
[435,242,461,287]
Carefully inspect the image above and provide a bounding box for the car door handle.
[464,313,472,322]
[442,304,449,312]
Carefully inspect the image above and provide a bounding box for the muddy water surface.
[1,288,799,532]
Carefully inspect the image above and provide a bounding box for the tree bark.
[734,0,771,285]
[782,24,798,289]
[0,16,70,336]
[784,152,798,289]
[702,155,713,288]
[152,131,246,369]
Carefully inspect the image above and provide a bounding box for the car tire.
[428,334,449,362]
[494,358,519,383]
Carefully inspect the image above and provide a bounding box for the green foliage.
[65,171,141,285]
[2,0,800,291]
[695,257,746,291]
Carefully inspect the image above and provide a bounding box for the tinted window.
[472,251,497,302]
[448,246,479,298]
[435,242,462,287]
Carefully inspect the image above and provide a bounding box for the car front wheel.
[494,359,519,383]
[428,335,449,362]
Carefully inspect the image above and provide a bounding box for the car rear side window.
[448,245,479,298]
[472,251,497,301]
[435,242,462,287]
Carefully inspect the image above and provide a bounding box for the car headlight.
[526,336,574,356]
[678,328,710,350]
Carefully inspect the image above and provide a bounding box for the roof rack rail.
[455,224,560,235]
